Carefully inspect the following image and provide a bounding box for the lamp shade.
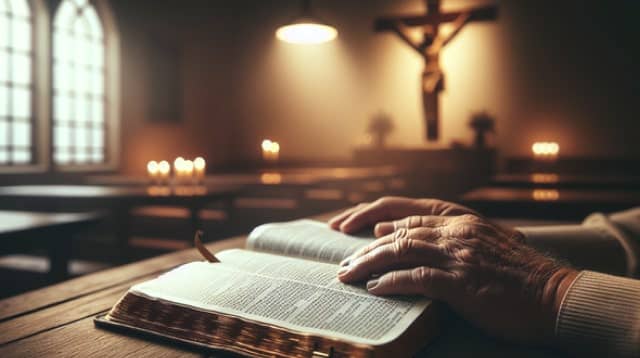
[276,0,337,45]
[276,17,337,44]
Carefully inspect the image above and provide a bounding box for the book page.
[247,219,373,264]
[130,253,431,346]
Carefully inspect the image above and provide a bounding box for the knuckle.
[392,238,413,259]
[438,240,456,256]
[408,215,422,228]
[454,248,474,262]
[460,213,481,223]
[412,266,431,287]
[450,222,477,237]
[393,227,409,241]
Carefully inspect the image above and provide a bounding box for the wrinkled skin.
[329,196,479,236]
[331,197,578,344]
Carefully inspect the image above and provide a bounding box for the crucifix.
[374,0,497,141]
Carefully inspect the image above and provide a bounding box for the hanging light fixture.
[275,0,337,45]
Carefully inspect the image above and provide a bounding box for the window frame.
[0,0,120,174]
[0,0,48,173]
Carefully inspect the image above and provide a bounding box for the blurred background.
[0,0,638,297]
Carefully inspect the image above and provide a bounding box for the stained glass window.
[0,0,33,165]
[53,0,105,165]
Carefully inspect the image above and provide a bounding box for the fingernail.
[337,267,350,276]
[340,258,351,267]
[366,279,380,291]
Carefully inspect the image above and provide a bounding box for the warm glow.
[193,157,206,180]
[531,173,559,184]
[147,185,171,196]
[261,139,280,161]
[158,160,170,177]
[193,157,206,171]
[174,157,185,171]
[146,161,159,177]
[276,22,337,44]
[260,172,282,184]
[261,139,273,152]
[532,142,560,158]
[532,189,560,201]
[183,160,194,176]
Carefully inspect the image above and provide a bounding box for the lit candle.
[194,157,206,180]
[174,157,185,180]
[183,159,194,178]
[262,139,273,161]
[261,139,280,162]
[158,160,170,181]
[147,160,159,180]
[532,142,559,160]
[270,141,280,162]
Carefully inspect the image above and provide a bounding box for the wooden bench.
[0,211,104,281]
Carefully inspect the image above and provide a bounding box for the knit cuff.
[556,271,640,357]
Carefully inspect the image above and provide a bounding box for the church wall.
[231,0,640,161]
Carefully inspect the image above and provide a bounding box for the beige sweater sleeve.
[517,208,640,356]
[556,271,640,357]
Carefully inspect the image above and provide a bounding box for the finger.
[328,203,368,230]
[342,226,442,266]
[421,198,479,217]
[338,239,449,283]
[338,201,389,234]
[374,215,450,237]
[366,266,454,299]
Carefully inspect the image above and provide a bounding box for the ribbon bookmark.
[194,230,219,263]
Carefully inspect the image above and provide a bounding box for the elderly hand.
[337,213,579,344]
[329,196,478,235]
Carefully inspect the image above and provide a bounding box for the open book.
[97,219,437,357]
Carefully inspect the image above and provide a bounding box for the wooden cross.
[374,0,497,141]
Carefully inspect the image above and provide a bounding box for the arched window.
[53,0,106,165]
[0,0,33,165]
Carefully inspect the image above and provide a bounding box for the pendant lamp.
[276,0,337,44]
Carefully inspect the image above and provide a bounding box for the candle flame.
[147,160,159,174]
[183,160,194,171]
[158,160,170,175]
[532,142,559,156]
[174,157,185,171]
[194,157,206,170]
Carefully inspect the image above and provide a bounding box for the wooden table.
[0,185,242,250]
[86,166,400,188]
[0,213,565,357]
[491,173,640,189]
[461,186,640,220]
[0,211,104,280]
